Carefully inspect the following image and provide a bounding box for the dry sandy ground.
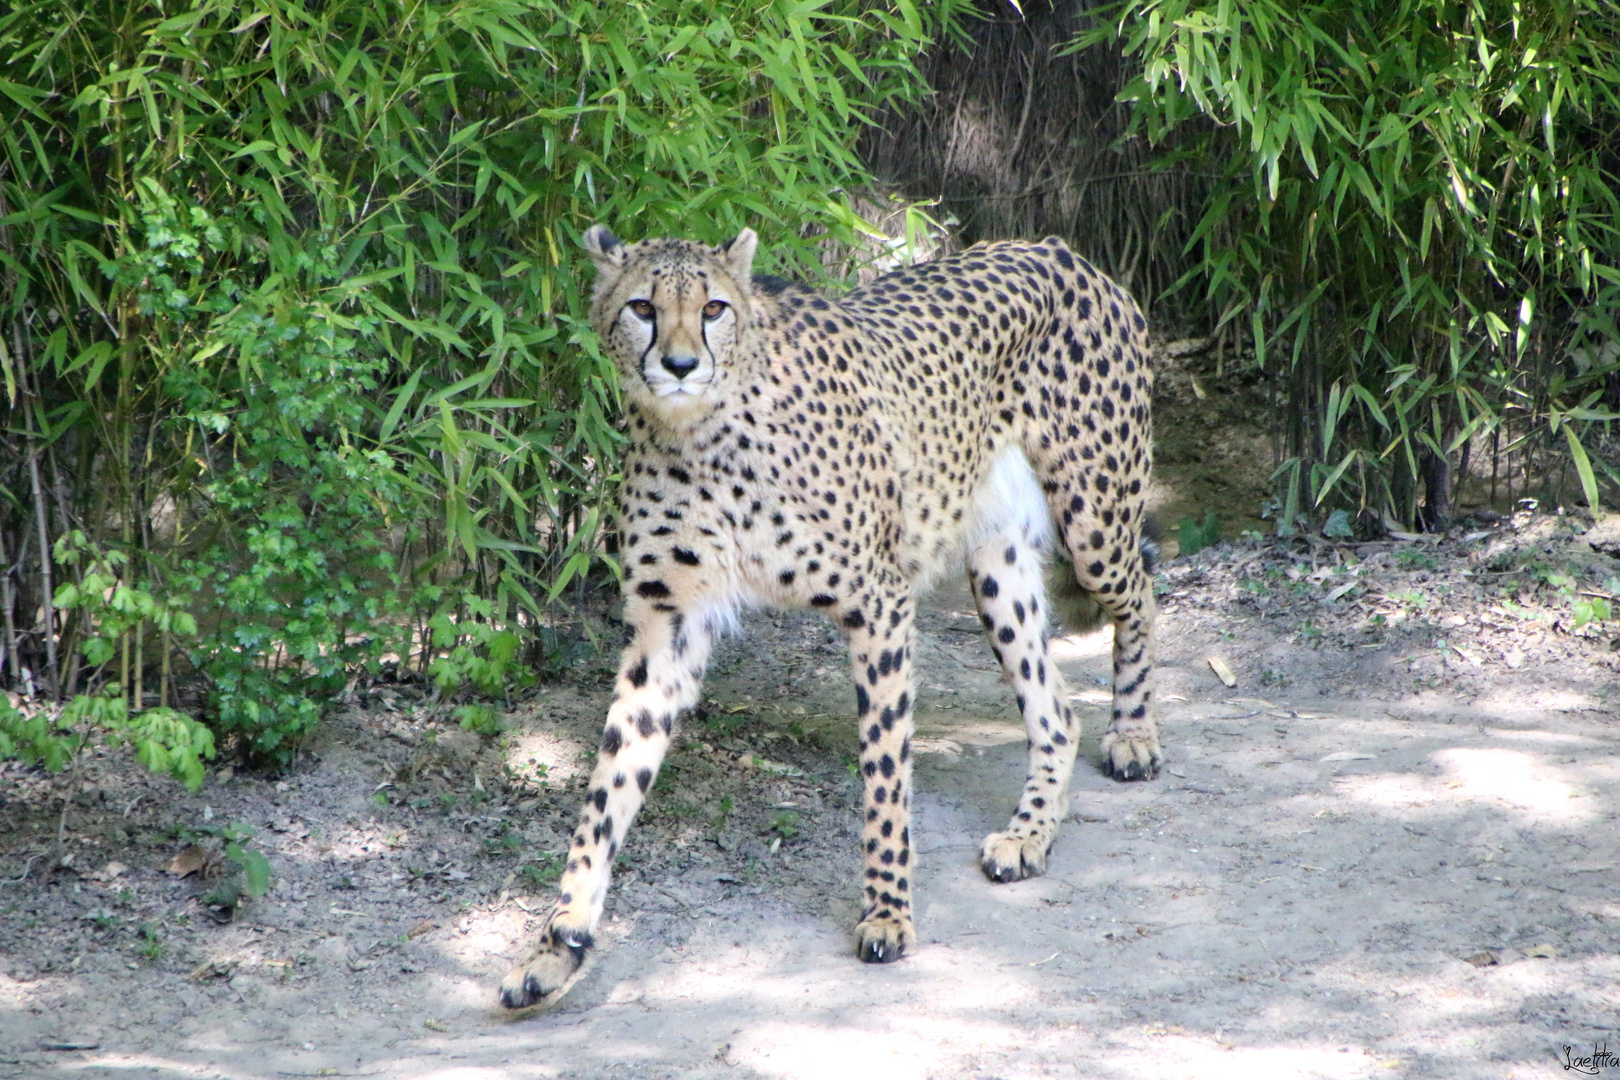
[2,517,1619,1080]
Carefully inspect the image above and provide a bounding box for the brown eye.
[628,300,655,320]
[702,300,728,320]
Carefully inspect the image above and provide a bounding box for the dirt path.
[3,522,1619,1080]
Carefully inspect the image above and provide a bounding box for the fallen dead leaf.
[1464,950,1499,967]
[1208,656,1237,687]
[165,844,214,879]
[1524,942,1558,958]
[407,920,436,939]
[1320,751,1376,762]
[189,958,235,980]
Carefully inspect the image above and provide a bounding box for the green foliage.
[766,810,801,841]
[520,853,564,887]
[137,922,164,962]
[201,822,273,909]
[0,0,966,757]
[53,532,197,670]
[1176,512,1221,556]
[1548,571,1616,627]
[427,592,530,699]
[0,689,214,794]
[0,696,76,773]
[1395,547,1440,572]
[1082,0,1620,528]
[454,704,503,737]
[1322,509,1354,539]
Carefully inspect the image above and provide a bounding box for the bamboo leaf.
[1564,426,1602,513]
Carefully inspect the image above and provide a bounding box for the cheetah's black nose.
[661,354,699,379]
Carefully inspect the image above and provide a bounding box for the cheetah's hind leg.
[966,451,1082,883]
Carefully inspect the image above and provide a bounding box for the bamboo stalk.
[0,521,19,687]
[27,445,58,697]
[19,336,60,699]
[133,619,143,713]
[160,626,171,710]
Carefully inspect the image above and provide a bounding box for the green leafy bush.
[1082,0,1620,528]
[2,533,214,789]
[0,0,967,760]
[0,692,215,793]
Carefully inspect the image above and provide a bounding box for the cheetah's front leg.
[498,608,713,1009]
[845,592,918,963]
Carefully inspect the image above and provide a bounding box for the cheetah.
[499,226,1159,1008]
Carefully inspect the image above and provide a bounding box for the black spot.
[843,610,866,629]
[980,576,1000,599]
[600,726,623,755]
[636,767,653,792]
[627,657,648,688]
[811,593,837,607]
[591,788,607,812]
[636,711,658,738]
[636,580,671,599]
[997,626,1016,644]
[672,547,700,566]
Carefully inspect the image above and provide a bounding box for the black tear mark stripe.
[637,306,658,371]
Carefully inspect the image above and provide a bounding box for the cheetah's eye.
[628,300,655,320]
[702,300,728,320]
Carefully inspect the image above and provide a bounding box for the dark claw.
[1106,758,1160,782]
[500,982,537,1010]
[982,853,1040,883]
[859,937,905,964]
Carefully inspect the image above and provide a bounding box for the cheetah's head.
[583,225,759,426]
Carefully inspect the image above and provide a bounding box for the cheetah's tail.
[1043,515,1160,635]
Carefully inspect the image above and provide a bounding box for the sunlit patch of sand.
[1336,746,1596,825]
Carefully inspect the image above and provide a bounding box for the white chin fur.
[643,373,712,399]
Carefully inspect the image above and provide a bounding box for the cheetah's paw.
[1101,729,1162,781]
[979,830,1049,882]
[497,921,592,1010]
[854,911,914,964]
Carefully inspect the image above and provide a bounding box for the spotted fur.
[499,226,1159,1008]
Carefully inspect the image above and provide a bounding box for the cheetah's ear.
[718,228,758,284]
[582,225,626,274]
